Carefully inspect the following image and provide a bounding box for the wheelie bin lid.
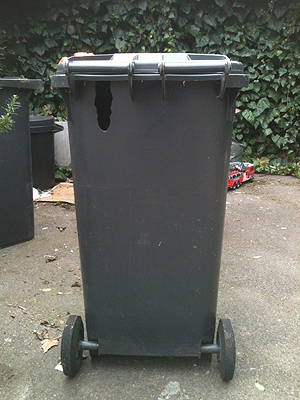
[0,77,42,90]
[29,115,64,134]
[51,53,248,95]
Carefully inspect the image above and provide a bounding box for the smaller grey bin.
[30,115,63,190]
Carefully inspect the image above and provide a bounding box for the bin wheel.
[217,319,235,382]
[61,315,84,377]
[232,183,237,190]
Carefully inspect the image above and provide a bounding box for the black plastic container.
[0,78,42,248]
[52,53,248,379]
[30,115,63,190]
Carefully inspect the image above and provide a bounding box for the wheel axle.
[79,340,99,352]
[201,344,221,354]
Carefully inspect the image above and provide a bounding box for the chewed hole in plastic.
[94,81,112,132]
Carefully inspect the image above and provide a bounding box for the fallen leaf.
[71,280,81,287]
[59,320,64,325]
[35,328,49,341]
[44,255,58,263]
[41,338,59,353]
[40,288,52,292]
[67,267,74,272]
[255,382,265,391]
[205,370,210,375]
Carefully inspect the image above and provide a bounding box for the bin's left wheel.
[61,315,84,377]
[217,319,235,382]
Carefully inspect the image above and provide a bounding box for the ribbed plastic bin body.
[0,78,42,248]
[30,115,63,190]
[52,54,247,356]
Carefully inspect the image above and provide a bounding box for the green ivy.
[55,162,72,182]
[1,0,300,171]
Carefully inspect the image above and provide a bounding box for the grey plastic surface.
[52,53,247,356]
[0,77,42,90]
[30,116,63,190]
[0,78,42,247]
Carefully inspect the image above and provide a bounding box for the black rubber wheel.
[217,319,236,382]
[61,315,84,377]
[232,183,237,190]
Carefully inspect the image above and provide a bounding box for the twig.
[7,304,26,310]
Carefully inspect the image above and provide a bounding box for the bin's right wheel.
[217,319,236,382]
[61,315,84,377]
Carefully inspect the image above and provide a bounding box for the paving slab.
[0,175,299,400]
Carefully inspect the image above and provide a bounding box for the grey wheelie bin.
[51,53,248,380]
[0,78,42,248]
[30,115,63,190]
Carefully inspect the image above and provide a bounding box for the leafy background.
[1,0,299,175]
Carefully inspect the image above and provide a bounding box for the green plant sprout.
[0,95,20,133]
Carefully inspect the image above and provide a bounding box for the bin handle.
[158,57,231,100]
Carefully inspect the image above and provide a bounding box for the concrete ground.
[0,175,299,400]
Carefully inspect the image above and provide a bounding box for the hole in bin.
[94,81,113,132]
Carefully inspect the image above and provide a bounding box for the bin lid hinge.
[128,62,135,100]
[218,57,231,99]
[159,62,166,101]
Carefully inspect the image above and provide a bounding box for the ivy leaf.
[45,39,58,48]
[268,91,280,102]
[203,15,217,28]
[34,26,44,35]
[124,0,135,11]
[214,0,226,7]
[177,16,188,28]
[187,25,199,37]
[199,36,209,47]
[279,68,287,76]
[273,5,286,19]
[242,109,255,125]
[263,128,272,137]
[75,17,85,24]
[87,22,97,33]
[33,47,46,56]
[253,98,270,117]
[80,1,89,10]
[138,0,147,11]
[181,4,192,14]
[295,168,300,179]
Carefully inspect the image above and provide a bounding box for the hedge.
[1,0,300,171]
